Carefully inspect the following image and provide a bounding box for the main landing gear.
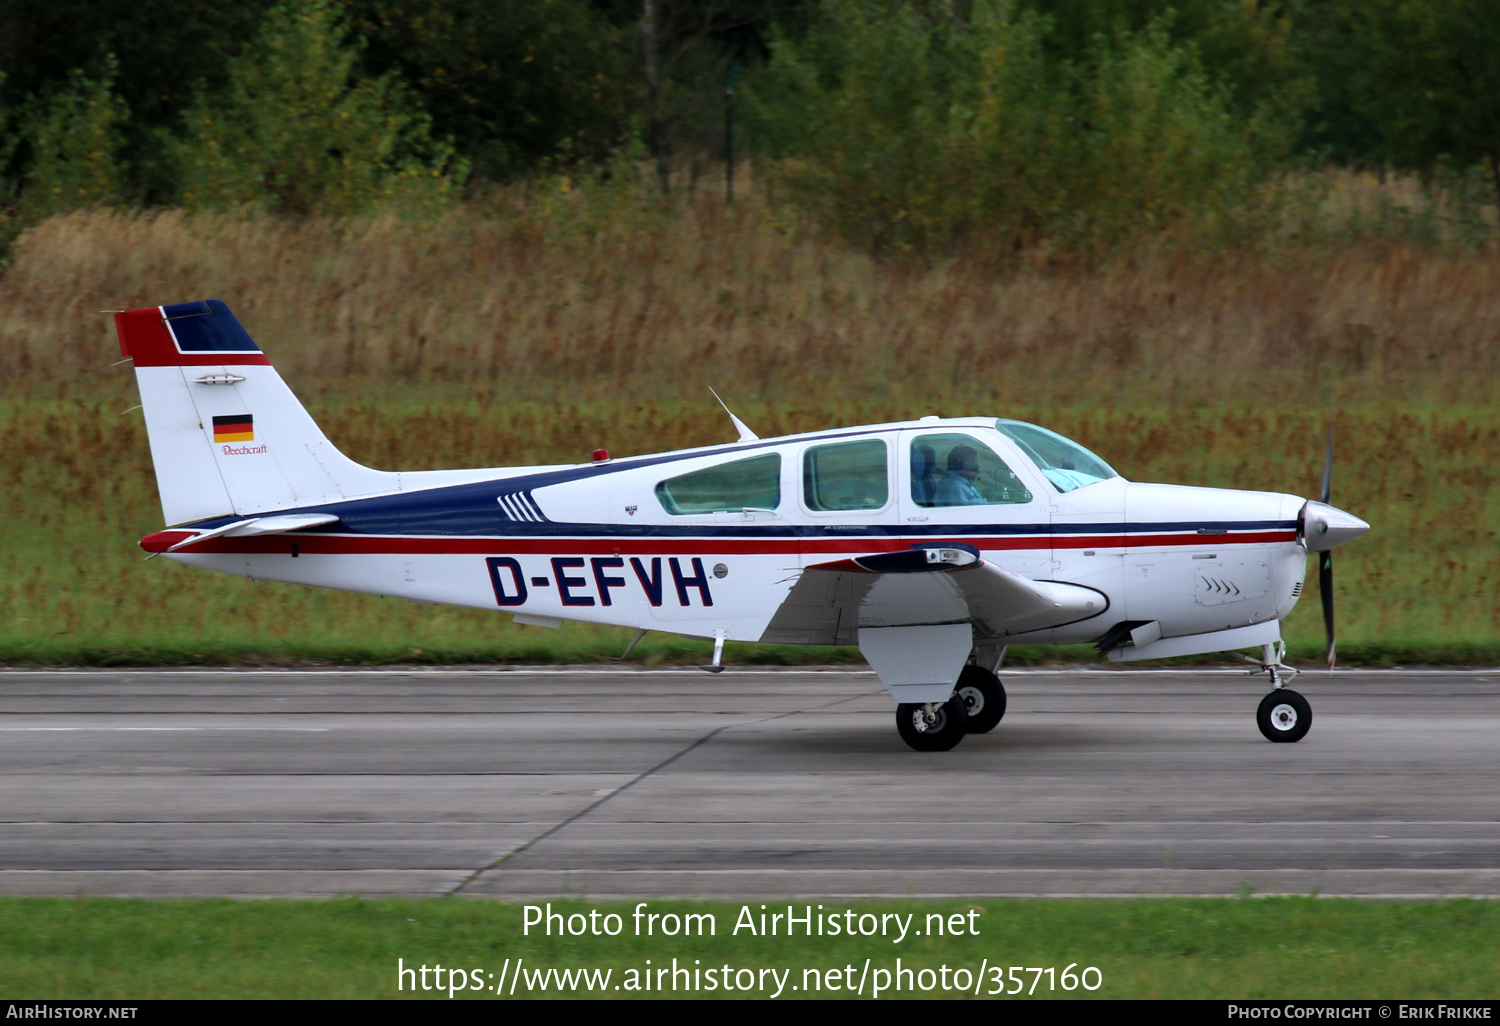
[896,694,969,751]
[956,665,1007,734]
[1251,641,1311,743]
[896,663,1007,752]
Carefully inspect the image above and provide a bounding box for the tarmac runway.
[1,667,1498,900]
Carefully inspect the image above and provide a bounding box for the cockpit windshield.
[995,419,1120,493]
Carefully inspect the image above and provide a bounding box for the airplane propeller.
[1319,418,1336,669]
[1297,414,1370,670]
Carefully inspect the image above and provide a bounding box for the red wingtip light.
[592,448,610,463]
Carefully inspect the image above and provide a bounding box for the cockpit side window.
[803,439,889,511]
[655,453,781,515]
[995,420,1119,493]
[912,433,1032,507]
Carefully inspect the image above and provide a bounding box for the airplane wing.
[759,543,1106,645]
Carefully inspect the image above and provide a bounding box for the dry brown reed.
[1,198,1495,419]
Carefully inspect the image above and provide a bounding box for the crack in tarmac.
[448,689,881,896]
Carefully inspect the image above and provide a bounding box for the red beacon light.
[592,448,610,463]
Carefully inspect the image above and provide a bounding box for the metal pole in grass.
[725,56,739,204]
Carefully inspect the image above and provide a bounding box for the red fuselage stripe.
[143,529,1298,556]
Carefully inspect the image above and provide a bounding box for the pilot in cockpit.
[933,445,985,506]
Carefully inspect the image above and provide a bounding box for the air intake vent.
[496,491,546,522]
[1291,582,1303,597]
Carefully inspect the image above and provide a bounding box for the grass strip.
[1,896,1497,999]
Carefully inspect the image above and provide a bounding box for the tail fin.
[116,300,397,526]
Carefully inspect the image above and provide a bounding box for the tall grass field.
[1,197,1495,666]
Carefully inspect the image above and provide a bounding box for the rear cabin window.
[803,439,889,511]
[911,433,1032,507]
[654,453,781,515]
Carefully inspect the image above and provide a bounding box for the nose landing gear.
[1250,641,1312,743]
[1257,689,1311,742]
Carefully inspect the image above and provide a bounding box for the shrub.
[746,0,1299,257]
[171,0,463,216]
[22,58,129,219]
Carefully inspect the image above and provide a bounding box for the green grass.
[1,392,1494,668]
[2,897,1497,999]
[1,204,1495,667]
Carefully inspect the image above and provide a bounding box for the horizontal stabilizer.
[144,514,340,554]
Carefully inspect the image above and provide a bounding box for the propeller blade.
[1320,549,1336,670]
[1320,415,1334,505]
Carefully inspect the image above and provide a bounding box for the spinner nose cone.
[1298,500,1370,552]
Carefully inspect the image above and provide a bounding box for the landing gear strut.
[1250,641,1312,743]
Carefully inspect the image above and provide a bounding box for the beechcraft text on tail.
[115,300,1370,751]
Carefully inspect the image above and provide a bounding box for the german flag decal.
[212,414,254,442]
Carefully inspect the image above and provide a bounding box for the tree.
[1020,0,1307,121]
[0,0,276,203]
[23,60,129,219]
[746,0,1291,255]
[1343,0,1500,210]
[616,0,810,194]
[350,0,635,182]
[172,0,462,215]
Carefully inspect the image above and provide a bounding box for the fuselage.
[144,416,1308,651]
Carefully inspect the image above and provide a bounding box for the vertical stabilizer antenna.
[709,388,759,443]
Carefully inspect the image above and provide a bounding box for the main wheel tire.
[896,694,970,751]
[956,665,1006,734]
[1256,689,1312,743]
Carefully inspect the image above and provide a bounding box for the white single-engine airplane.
[116,300,1370,751]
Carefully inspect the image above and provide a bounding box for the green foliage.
[172,0,464,216]
[0,79,22,267]
[1021,0,1310,123]
[1288,0,1384,166]
[1065,19,1296,248]
[746,1,1056,254]
[22,58,129,220]
[1340,0,1500,210]
[747,0,1299,256]
[0,0,278,206]
[350,0,635,182]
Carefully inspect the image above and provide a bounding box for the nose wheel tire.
[1256,689,1312,743]
[956,665,1006,734]
[896,694,970,751]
